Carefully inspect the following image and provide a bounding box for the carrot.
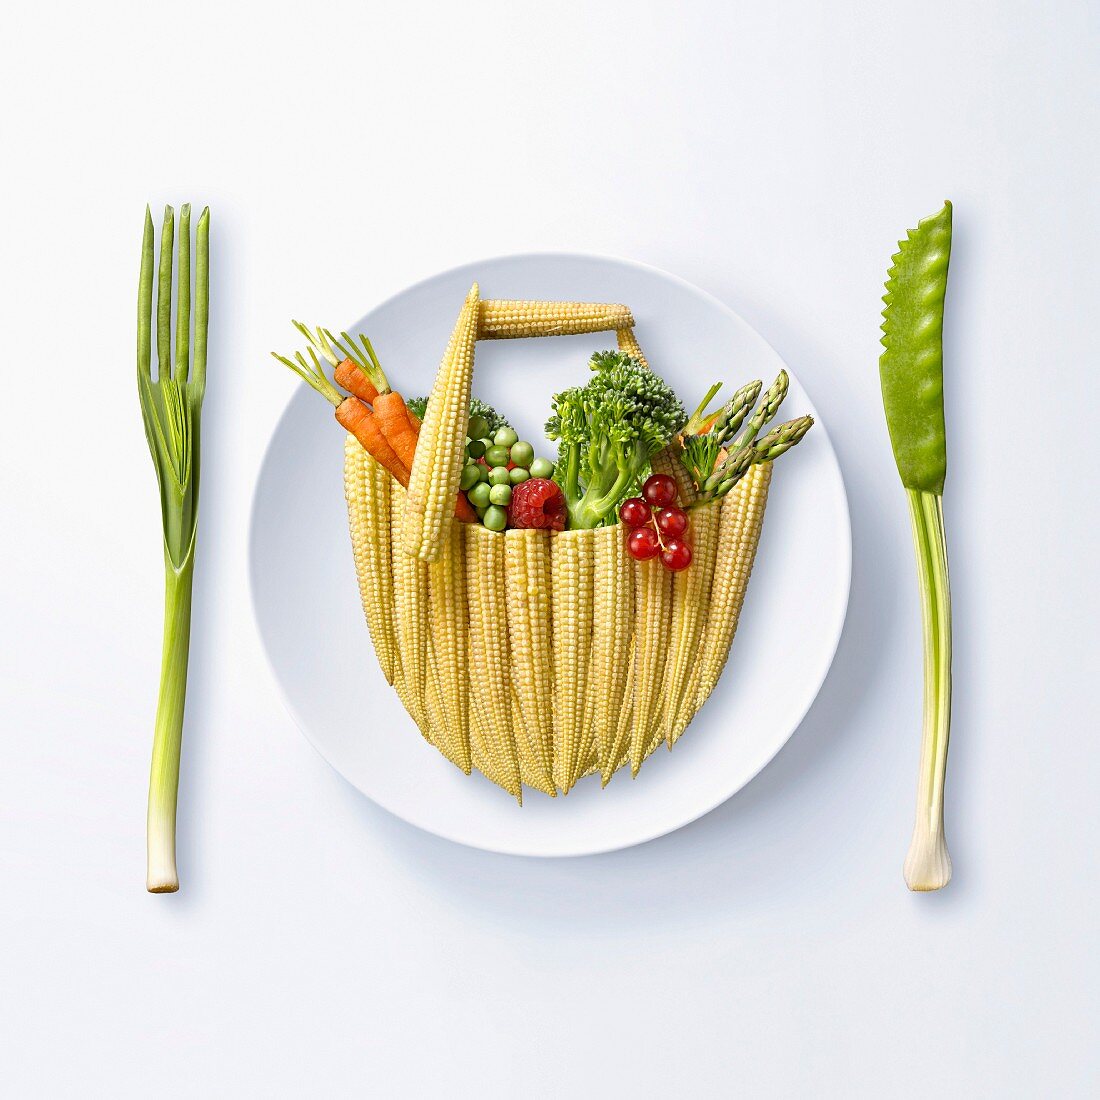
[452,488,478,524]
[272,334,478,523]
[335,398,410,486]
[373,391,420,467]
[376,391,479,522]
[334,358,379,404]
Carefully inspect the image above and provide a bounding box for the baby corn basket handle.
[404,291,638,560]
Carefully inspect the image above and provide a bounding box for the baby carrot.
[335,398,410,485]
[334,358,379,404]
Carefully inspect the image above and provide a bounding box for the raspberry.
[508,478,567,531]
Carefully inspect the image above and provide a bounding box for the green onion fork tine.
[137,203,210,893]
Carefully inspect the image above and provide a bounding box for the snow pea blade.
[879,201,952,495]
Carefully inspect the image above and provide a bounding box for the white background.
[2,2,1097,1096]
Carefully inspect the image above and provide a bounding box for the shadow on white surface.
[167,215,242,908]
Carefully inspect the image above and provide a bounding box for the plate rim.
[249,249,852,857]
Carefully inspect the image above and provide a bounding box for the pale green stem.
[903,489,953,891]
[146,550,195,893]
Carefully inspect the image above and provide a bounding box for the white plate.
[250,253,851,857]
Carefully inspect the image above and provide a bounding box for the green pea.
[485,444,511,466]
[459,463,481,491]
[508,467,530,485]
[488,465,511,486]
[467,482,492,509]
[466,438,486,460]
[529,457,555,479]
[468,414,490,441]
[482,504,508,532]
[494,426,519,448]
[489,483,513,506]
[478,437,494,453]
[509,440,535,467]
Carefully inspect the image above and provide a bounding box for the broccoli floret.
[470,397,511,436]
[406,394,511,435]
[545,351,685,529]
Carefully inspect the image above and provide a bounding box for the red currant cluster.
[619,474,693,571]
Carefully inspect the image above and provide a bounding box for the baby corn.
[504,529,556,794]
[630,558,673,773]
[551,530,596,793]
[404,283,480,561]
[344,437,398,684]
[465,525,522,801]
[664,503,722,746]
[479,300,633,339]
[615,327,648,366]
[512,685,557,798]
[426,523,471,772]
[390,483,432,738]
[589,526,635,783]
[694,463,773,707]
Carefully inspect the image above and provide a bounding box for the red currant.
[642,473,678,508]
[661,537,693,571]
[655,506,688,537]
[627,527,660,561]
[619,497,652,529]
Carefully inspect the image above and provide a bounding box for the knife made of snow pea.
[879,200,953,891]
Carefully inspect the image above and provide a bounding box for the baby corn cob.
[664,503,722,746]
[478,300,634,339]
[630,558,674,773]
[604,644,635,782]
[404,283,480,561]
[616,327,648,366]
[588,526,635,784]
[465,525,522,801]
[423,661,462,769]
[469,681,520,802]
[344,437,399,684]
[551,530,596,793]
[511,686,557,797]
[390,483,432,738]
[504,529,556,794]
[426,523,471,773]
[694,462,773,708]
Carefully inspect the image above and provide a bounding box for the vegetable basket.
[343,289,773,801]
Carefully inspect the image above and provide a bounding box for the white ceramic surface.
[249,253,851,856]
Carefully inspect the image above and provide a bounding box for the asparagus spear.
[710,380,764,447]
[880,201,954,892]
[754,415,814,460]
[732,369,789,449]
[694,416,814,503]
[681,380,765,488]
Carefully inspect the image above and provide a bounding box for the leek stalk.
[137,204,209,893]
[903,489,952,890]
